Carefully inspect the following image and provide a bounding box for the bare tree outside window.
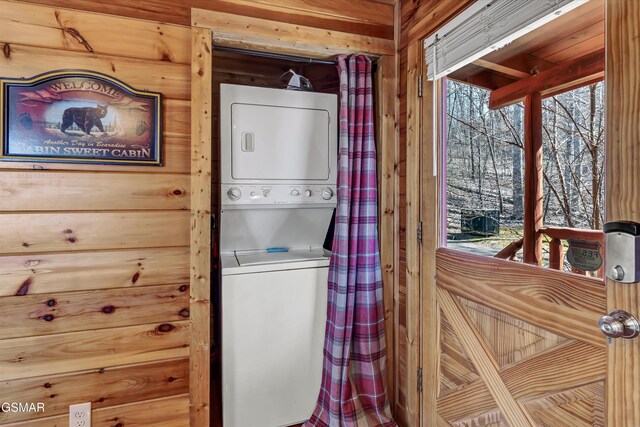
[445,79,605,269]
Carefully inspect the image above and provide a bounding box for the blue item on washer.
[266,247,289,253]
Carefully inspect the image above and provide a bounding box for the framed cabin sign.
[0,70,162,165]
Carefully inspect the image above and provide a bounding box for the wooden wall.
[21,0,395,40]
[0,0,396,425]
[395,0,474,423]
[0,1,191,425]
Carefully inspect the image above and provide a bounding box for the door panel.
[433,249,606,426]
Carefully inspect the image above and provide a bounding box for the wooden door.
[604,1,640,426]
[420,2,640,426]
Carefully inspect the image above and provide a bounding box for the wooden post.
[190,26,212,426]
[404,40,422,426]
[523,93,543,265]
[548,238,564,271]
[606,1,640,425]
[376,54,398,408]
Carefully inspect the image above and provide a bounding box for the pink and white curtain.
[305,55,396,427]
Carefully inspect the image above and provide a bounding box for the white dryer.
[219,84,337,427]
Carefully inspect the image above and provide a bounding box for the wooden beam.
[437,288,536,427]
[450,69,516,91]
[548,238,564,271]
[192,9,395,57]
[543,74,605,101]
[539,226,604,242]
[190,26,212,426]
[494,238,523,260]
[606,1,640,426]
[473,58,530,79]
[523,93,543,265]
[489,48,605,110]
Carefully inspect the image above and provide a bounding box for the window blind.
[424,0,589,80]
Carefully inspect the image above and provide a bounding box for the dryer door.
[230,103,331,181]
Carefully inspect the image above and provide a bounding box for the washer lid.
[235,247,328,267]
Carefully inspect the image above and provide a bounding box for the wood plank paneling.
[0,284,189,339]
[0,321,189,381]
[0,136,190,174]
[0,0,191,64]
[20,0,394,38]
[0,44,190,100]
[0,359,188,423]
[0,247,189,296]
[606,1,640,426]
[0,2,191,424]
[0,172,189,211]
[0,211,190,254]
[4,394,190,427]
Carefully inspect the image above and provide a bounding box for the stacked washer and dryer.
[219,84,337,427]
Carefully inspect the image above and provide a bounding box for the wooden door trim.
[377,53,399,408]
[404,39,422,426]
[191,9,394,57]
[420,56,441,427]
[190,9,398,425]
[190,26,213,426]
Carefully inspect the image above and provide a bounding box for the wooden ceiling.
[449,0,605,107]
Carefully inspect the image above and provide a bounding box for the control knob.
[227,187,242,201]
[263,189,271,198]
[322,187,334,200]
[305,189,313,197]
[291,189,300,196]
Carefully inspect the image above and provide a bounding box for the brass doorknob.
[599,310,640,339]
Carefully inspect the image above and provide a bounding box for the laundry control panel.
[222,184,336,206]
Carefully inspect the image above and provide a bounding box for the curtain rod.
[213,45,338,65]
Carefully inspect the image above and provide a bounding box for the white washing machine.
[221,249,329,427]
[219,84,337,427]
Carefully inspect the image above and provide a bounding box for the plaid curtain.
[304,55,396,427]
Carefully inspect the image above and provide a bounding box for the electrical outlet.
[69,402,91,427]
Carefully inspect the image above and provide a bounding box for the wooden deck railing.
[494,238,524,260]
[495,227,605,276]
[540,227,604,276]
